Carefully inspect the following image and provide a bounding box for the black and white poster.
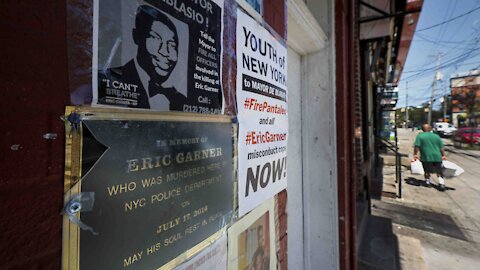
[93,0,224,113]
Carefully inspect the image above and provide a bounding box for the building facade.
[0,0,419,269]
[450,70,480,128]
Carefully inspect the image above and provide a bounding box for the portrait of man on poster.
[242,224,270,270]
[100,4,188,111]
[252,225,270,270]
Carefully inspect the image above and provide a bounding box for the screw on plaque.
[62,192,99,235]
[67,201,82,214]
[67,113,81,133]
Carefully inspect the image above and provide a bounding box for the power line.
[403,61,480,74]
[407,26,479,80]
[413,30,480,68]
[414,36,476,49]
[435,0,456,48]
[417,5,480,32]
[400,4,480,89]
[416,1,454,68]
[402,29,480,81]
[407,93,448,106]
[401,52,480,82]
[401,45,480,81]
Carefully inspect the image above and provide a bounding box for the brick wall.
[0,1,69,269]
[261,1,287,269]
[0,0,288,269]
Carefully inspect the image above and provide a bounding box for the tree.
[396,102,438,128]
[451,84,480,146]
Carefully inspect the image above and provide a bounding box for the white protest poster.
[236,9,288,217]
[173,234,227,270]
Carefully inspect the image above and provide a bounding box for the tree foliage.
[451,85,479,145]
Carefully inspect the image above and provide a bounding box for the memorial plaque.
[62,107,234,270]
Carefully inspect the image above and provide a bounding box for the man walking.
[414,124,448,191]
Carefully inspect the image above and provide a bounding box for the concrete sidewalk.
[445,145,480,159]
[360,128,480,270]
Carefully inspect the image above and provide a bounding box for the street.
[373,128,480,270]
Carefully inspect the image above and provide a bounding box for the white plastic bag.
[442,160,464,178]
[410,160,425,175]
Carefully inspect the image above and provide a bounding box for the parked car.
[433,122,457,137]
[453,128,480,144]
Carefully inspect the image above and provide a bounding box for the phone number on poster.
[183,104,222,114]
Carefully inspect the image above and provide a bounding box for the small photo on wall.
[238,212,270,270]
[228,198,276,270]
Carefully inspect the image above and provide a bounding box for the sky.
[397,0,480,109]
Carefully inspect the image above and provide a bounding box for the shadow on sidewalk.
[359,198,468,269]
[358,215,401,270]
[372,200,467,241]
[405,177,456,191]
[371,156,397,200]
[371,156,384,200]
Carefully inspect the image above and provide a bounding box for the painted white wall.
[286,46,304,269]
[287,0,338,269]
[301,44,339,270]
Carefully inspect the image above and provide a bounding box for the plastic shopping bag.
[442,160,464,178]
[410,160,424,175]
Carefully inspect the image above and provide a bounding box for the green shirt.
[414,132,444,162]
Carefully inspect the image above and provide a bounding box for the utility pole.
[428,53,442,125]
[428,81,434,125]
[406,81,409,126]
[443,81,447,122]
